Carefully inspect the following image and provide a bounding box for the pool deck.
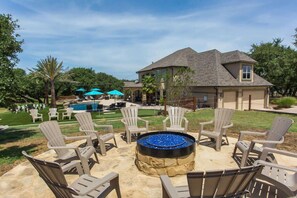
[0,133,296,198]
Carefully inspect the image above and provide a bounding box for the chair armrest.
[64,135,93,146]
[183,117,189,132]
[222,122,233,129]
[238,131,267,141]
[163,117,169,130]
[47,142,78,150]
[259,147,297,161]
[200,120,213,126]
[73,172,119,196]
[160,175,179,198]
[251,137,284,145]
[138,117,149,130]
[254,160,297,172]
[37,113,43,117]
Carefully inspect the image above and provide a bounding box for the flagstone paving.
[0,133,296,198]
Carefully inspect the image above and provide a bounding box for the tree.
[95,72,124,92]
[33,56,64,107]
[142,75,157,105]
[67,67,96,91]
[250,38,297,96]
[166,67,195,106]
[293,28,297,48]
[0,14,23,107]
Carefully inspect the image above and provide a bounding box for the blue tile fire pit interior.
[137,131,196,158]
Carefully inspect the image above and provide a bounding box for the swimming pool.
[70,103,99,111]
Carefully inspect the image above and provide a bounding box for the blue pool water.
[70,103,98,111]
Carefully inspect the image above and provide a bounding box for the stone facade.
[135,148,195,177]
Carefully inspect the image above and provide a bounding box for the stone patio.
[0,133,295,198]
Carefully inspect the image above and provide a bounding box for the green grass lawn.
[0,109,296,176]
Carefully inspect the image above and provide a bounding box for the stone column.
[237,89,243,110]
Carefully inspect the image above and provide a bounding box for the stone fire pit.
[135,131,196,177]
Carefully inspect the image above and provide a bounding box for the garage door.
[242,90,265,110]
[223,91,237,109]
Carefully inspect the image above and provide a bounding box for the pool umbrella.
[91,88,101,91]
[107,90,124,96]
[76,88,86,92]
[84,91,103,111]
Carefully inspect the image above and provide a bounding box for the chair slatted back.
[22,151,77,198]
[214,108,234,134]
[121,107,138,127]
[30,109,38,117]
[265,117,294,148]
[168,107,186,128]
[66,108,73,116]
[39,121,68,158]
[75,112,97,139]
[49,108,58,115]
[187,165,262,197]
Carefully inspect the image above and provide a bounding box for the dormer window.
[242,65,252,80]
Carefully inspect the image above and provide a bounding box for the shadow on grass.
[0,128,37,144]
[0,144,40,164]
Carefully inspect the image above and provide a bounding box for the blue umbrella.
[84,90,103,96]
[76,88,86,92]
[91,88,101,91]
[107,90,124,96]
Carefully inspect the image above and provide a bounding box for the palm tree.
[33,56,63,108]
[142,75,157,105]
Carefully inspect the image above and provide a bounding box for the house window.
[242,65,252,80]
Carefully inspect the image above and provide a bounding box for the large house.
[124,47,272,110]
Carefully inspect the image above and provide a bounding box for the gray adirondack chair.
[253,148,297,197]
[62,107,73,120]
[198,108,234,151]
[22,151,121,198]
[120,106,149,144]
[48,108,59,120]
[39,121,99,174]
[160,165,263,198]
[29,109,43,123]
[163,107,189,133]
[233,116,294,167]
[75,112,117,155]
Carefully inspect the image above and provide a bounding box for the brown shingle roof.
[137,48,272,87]
[123,81,143,88]
[137,47,197,73]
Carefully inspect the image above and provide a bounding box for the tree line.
[0,14,123,108]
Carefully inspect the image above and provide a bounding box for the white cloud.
[2,0,297,79]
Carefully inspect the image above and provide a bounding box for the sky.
[1,0,297,80]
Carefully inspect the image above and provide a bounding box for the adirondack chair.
[198,108,234,151]
[120,106,149,144]
[163,107,188,133]
[29,109,43,123]
[62,107,73,120]
[233,116,294,167]
[48,108,59,120]
[252,148,297,197]
[160,165,263,198]
[39,121,99,174]
[75,112,117,155]
[22,151,121,198]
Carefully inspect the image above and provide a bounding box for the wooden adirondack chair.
[39,121,99,174]
[198,108,234,151]
[252,148,297,197]
[29,109,43,123]
[233,116,294,167]
[163,107,188,133]
[22,151,121,198]
[62,107,73,120]
[160,165,263,198]
[75,112,117,155]
[48,108,59,120]
[120,106,149,144]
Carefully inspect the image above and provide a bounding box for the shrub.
[275,97,297,108]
